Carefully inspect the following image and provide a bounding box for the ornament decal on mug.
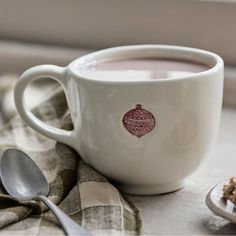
[122,104,156,138]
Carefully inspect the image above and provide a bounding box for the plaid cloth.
[0,75,141,235]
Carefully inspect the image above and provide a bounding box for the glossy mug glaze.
[14,45,224,195]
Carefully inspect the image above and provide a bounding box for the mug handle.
[14,65,75,147]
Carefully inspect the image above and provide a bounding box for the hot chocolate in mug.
[14,45,224,195]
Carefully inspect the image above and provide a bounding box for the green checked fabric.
[0,75,141,235]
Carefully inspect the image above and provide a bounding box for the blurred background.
[0,0,235,110]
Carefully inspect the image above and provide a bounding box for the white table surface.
[130,107,236,235]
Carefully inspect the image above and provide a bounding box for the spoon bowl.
[0,149,49,200]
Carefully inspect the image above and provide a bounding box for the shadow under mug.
[14,45,224,195]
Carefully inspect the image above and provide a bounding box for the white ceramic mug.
[14,45,224,195]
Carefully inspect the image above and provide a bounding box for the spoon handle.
[36,195,92,236]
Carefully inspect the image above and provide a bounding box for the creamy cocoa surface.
[80,58,211,81]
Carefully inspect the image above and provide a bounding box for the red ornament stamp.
[122,104,156,138]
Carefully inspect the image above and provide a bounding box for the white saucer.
[206,180,236,224]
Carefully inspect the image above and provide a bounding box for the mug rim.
[68,45,224,84]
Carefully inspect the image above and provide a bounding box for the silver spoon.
[206,180,236,224]
[0,149,92,235]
